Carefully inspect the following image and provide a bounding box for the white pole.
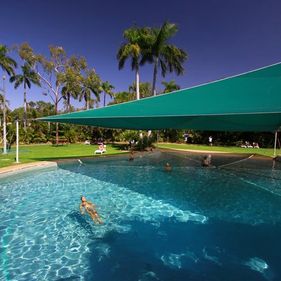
[16,120,19,163]
[2,75,7,154]
[273,131,278,157]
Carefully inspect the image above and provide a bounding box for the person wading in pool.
[80,196,103,224]
[164,162,172,172]
[201,155,212,167]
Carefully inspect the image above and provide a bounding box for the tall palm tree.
[79,70,101,110]
[117,27,150,100]
[9,63,40,130]
[0,45,16,154]
[101,81,114,107]
[162,80,180,93]
[141,22,187,96]
[0,45,17,76]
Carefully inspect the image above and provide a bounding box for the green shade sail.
[39,62,281,132]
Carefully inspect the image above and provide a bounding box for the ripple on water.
[1,154,281,281]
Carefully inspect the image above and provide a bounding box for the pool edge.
[0,161,58,178]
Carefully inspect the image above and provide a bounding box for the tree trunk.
[23,82,27,131]
[67,93,70,112]
[86,94,89,110]
[152,57,158,96]
[56,122,59,145]
[103,92,106,107]
[136,66,140,100]
[55,95,59,145]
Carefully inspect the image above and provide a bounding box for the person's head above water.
[81,196,86,202]
[164,162,172,171]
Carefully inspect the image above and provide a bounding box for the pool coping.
[0,161,58,178]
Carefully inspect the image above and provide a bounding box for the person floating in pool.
[80,196,103,224]
[164,162,172,172]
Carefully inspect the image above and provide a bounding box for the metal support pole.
[16,120,19,163]
[273,131,278,157]
[2,75,7,154]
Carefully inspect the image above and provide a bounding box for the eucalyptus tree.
[79,69,101,110]
[9,63,41,130]
[18,43,87,144]
[161,80,180,93]
[117,27,150,100]
[141,22,187,96]
[101,81,114,106]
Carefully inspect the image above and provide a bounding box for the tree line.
[0,22,275,148]
[0,22,188,146]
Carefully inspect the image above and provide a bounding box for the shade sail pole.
[273,131,278,157]
[16,120,19,163]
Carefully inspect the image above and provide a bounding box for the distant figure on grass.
[95,143,106,154]
[253,142,260,148]
[202,155,212,167]
[183,132,189,143]
[208,136,213,146]
[80,196,103,224]
[164,162,172,172]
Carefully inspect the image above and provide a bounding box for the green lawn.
[0,143,127,168]
[156,143,279,158]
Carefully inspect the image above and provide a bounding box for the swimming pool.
[0,152,281,281]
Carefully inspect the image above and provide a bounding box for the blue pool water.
[0,152,281,281]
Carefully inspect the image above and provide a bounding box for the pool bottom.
[0,152,281,281]
[70,217,279,281]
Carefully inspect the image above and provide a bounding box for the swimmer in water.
[202,154,212,167]
[164,162,172,172]
[128,150,134,161]
[80,196,103,224]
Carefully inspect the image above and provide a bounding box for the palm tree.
[101,81,114,106]
[162,80,180,93]
[129,82,152,99]
[0,45,16,154]
[108,91,134,105]
[79,70,101,110]
[62,86,79,112]
[141,22,187,96]
[9,63,40,131]
[0,45,17,76]
[117,27,150,100]
[0,93,9,108]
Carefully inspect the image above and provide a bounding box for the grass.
[156,142,279,158]
[0,143,127,168]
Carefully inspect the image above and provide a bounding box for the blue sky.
[1,0,281,109]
